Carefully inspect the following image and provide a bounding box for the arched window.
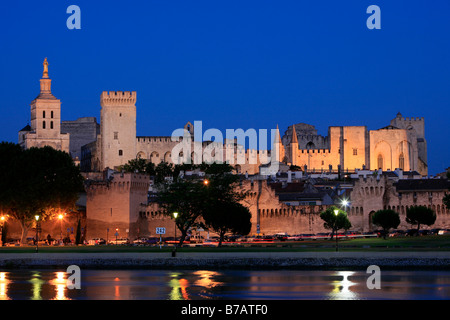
[42,121,46,129]
[51,111,54,118]
[377,154,383,170]
[50,121,54,129]
[399,153,405,170]
[43,111,46,118]
[306,142,315,149]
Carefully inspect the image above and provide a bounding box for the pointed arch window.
[399,153,405,170]
[377,154,383,170]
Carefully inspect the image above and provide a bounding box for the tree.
[0,143,84,244]
[371,209,400,239]
[201,163,251,246]
[320,206,352,239]
[406,206,436,235]
[444,194,450,211]
[203,201,251,246]
[443,171,450,210]
[157,179,208,248]
[75,218,82,245]
[120,158,156,176]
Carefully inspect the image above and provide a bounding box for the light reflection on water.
[0,269,449,300]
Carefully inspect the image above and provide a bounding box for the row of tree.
[319,205,437,240]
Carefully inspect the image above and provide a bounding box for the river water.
[0,269,449,300]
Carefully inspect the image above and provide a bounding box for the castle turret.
[273,124,285,163]
[100,91,137,170]
[290,125,298,166]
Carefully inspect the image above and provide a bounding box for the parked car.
[133,237,159,245]
[188,235,205,243]
[438,229,450,235]
[405,229,419,237]
[300,234,317,240]
[109,238,129,245]
[287,234,302,241]
[419,230,430,236]
[202,239,219,247]
[430,228,441,235]
[362,232,377,238]
[388,229,406,237]
[91,238,106,245]
[315,233,331,240]
[274,233,289,241]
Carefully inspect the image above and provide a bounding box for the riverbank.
[1,251,450,270]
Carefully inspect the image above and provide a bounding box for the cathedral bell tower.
[18,58,70,152]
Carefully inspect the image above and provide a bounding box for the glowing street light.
[334,209,339,252]
[0,216,5,247]
[35,215,40,253]
[173,212,178,241]
[58,214,64,243]
[203,179,209,186]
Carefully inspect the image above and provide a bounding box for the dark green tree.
[75,218,82,245]
[120,157,156,176]
[371,209,400,239]
[320,206,352,239]
[157,179,208,247]
[201,163,250,246]
[203,201,251,246]
[406,206,436,235]
[0,143,84,244]
[154,162,175,184]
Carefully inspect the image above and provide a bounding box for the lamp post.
[334,209,339,252]
[0,216,5,247]
[35,215,40,253]
[172,212,179,258]
[58,214,63,244]
[173,212,178,243]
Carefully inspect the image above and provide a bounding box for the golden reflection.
[328,271,358,300]
[0,272,10,300]
[168,272,190,300]
[193,270,223,288]
[29,272,45,300]
[49,272,70,300]
[114,277,120,299]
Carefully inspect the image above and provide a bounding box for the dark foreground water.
[0,269,449,300]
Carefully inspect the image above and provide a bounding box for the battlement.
[398,117,424,122]
[100,91,137,107]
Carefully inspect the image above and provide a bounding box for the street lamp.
[58,214,63,244]
[203,179,209,186]
[334,209,339,252]
[173,212,178,242]
[35,215,40,253]
[0,216,5,247]
[172,212,179,258]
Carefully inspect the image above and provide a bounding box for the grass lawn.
[0,235,449,254]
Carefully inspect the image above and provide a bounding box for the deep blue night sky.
[0,1,449,174]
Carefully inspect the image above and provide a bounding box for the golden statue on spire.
[43,58,49,78]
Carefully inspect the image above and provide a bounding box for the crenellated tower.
[390,112,427,175]
[100,91,137,170]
